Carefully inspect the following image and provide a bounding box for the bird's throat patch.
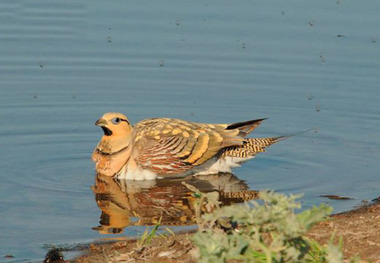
[101,126,113,136]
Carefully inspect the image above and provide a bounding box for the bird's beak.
[95,118,107,126]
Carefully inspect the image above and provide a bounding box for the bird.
[92,112,284,180]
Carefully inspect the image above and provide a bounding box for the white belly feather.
[195,156,255,176]
[116,156,255,180]
[116,163,157,180]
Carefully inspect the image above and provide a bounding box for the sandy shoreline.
[60,201,380,263]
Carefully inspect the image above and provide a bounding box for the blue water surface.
[0,0,379,262]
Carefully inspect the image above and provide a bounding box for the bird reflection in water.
[91,173,259,234]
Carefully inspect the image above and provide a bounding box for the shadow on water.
[91,173,259,234]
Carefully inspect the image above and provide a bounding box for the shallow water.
[92,174,258,233]
[1,0,380,262]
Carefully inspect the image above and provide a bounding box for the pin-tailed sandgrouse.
[92,113,283,180]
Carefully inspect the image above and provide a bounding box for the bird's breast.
[92,147,131,177]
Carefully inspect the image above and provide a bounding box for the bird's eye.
[112,117,121,124]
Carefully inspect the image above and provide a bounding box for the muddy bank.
[72,231,195,263]
[67,202,380,263]
[309,202,380,262]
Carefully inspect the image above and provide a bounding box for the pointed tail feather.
[222,136,284,158]
[226,118,267,137]
[222,128,313,158]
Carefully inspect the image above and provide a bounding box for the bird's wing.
[131,118,244,175]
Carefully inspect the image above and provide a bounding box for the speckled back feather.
[132,118,249,175]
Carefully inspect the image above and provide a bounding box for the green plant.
[192,190,353,263]
[136,217,174,249]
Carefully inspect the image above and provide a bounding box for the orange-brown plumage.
[92,113,282,180]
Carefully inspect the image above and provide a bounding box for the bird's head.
[95,112,132,137]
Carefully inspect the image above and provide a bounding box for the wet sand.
[69,202,380,263]
[309,201,380,262]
